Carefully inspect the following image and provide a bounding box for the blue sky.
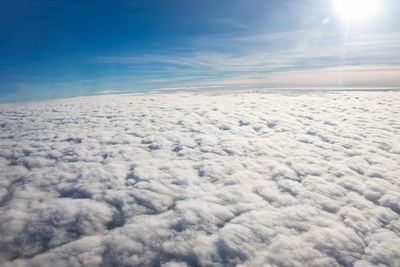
[1,0,400,101]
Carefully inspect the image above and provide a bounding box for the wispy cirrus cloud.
[189,65,400,89]
[97,30,400,89]
[3,30,399,103]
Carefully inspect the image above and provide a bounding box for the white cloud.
[158,86,223,91]
[0,91,400,266]
[95,90,126,94]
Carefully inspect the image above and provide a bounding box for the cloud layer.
[1,91,400,266]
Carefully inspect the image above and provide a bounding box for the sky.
[1,0,400,102]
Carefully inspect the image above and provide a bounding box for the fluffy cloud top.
[0,91,400,266]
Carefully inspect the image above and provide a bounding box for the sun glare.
[333,0,381,23]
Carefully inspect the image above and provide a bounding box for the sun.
[332,0,381,23]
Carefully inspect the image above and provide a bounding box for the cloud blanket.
[0,92,399,266]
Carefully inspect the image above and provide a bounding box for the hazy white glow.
[333,0,381,23]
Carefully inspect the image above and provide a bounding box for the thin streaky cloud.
[98,31,400,74]
[94,30,400,91]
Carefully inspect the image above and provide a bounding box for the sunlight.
[333,0,381,23]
